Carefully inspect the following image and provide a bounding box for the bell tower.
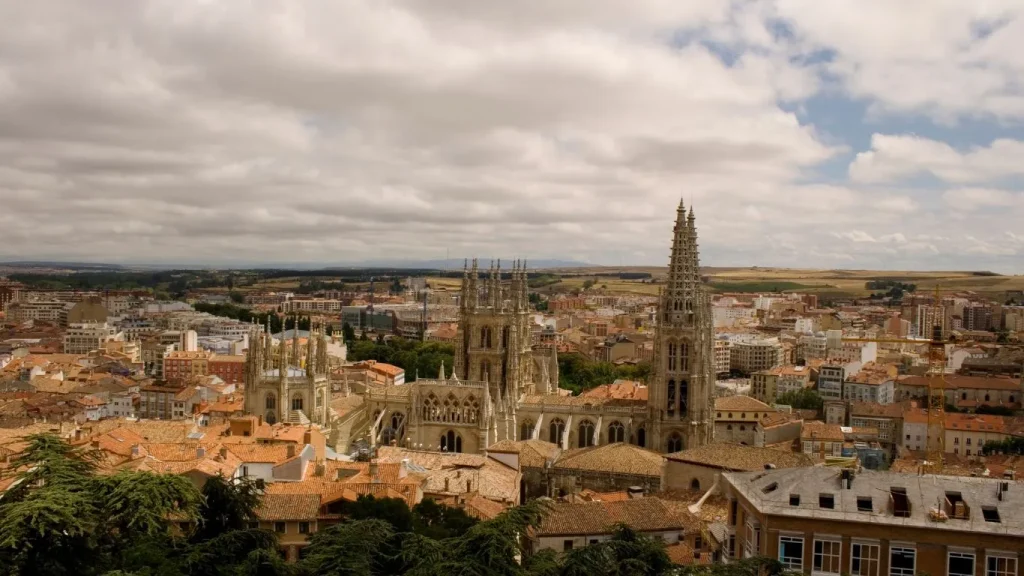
[649,200,714,452]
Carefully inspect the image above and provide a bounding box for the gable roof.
[666,442,812,471]
[715,395,774,413]
[553,443,664,477]
[535,497,688,536]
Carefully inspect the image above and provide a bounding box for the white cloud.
[0,1,1022,271]
[773,0,1024,121]
[850,134,1024,184]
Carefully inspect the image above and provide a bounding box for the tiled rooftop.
[666,442,812,471]
[536,497,692,536]
[553,443,664,477]
[714,395,774,413]
[727,466,1024,536]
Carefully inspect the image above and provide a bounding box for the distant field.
[709,281,811,293]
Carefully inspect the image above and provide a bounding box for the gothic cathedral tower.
[453,259,535,442]
[649,200,714,452]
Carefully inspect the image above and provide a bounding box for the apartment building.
[4,300,69,324]
[843,363,897,405]
[849,402,903,455]
[63,322,123,355]
[163,349,246,384]
[818,361,861,400]
[730,338,785,374]
[751,365,812,404]
[897,375,1022,409]
[722,466,1022,576]
[283,298,343,313]
[715,339,732,375]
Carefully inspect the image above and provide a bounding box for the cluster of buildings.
[3,200,1024,569]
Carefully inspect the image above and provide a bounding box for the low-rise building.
[800,421,845,460]
[663,443,813,494]
[722,466,1023,575]
[63,322,123,355]
[529,497,697,554]
[897,375,1022,410]
[843,363,897,405]
[714,395,777,446]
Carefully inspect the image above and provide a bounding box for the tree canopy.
[348,337,454,382]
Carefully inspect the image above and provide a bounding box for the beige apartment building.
[63,322,123,355]
[729,338,784,374]
[723,467,1022,576]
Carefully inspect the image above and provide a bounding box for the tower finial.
[678,197,685,212]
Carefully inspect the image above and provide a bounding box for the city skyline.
[2,2,1024,271]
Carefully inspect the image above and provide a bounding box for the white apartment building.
[714,339,732,375]
[729,337,784,374]
[712,306,757,328]
[817,360,861,400]
[798,333,828,360]
[832,341,877,365]
[792,317,815,334]
[283,298,343,313]
[4,300,70,324]
[63,322,123,355]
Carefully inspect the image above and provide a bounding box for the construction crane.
[838,287,952,471]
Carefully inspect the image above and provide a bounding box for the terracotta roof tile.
[554,443,664,477]
[536,498,687,536]
[485,439,561,468]
[666,442,812,471]
[256,493,321,521]
[714,395,774,412]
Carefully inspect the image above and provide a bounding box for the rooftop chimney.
[286,444,296,459]
[445,478,450,492]
[219,447,227,460]
[369,461,379,482]
[627,486,644,499]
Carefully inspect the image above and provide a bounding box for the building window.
[563,540,574,552]
[549,419,565,445]
[814,539,842,575]
[520,420,534,441]
[744,521,760,558]
[889,546,915,576]
[299,522,310,534]
[779,535,803,571]
[607,421,625,443]
[265,394,276,410]
[949,551,975,576]
[668,342,677,371]
[667,432,683,453]
[291,396,303,411]
[987,554,1017,576]
[850,542,880,576]
[274,522,286,534]
[440,430,463,453]
[578,420,595,448]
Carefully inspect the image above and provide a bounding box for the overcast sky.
[2,2,1024,271]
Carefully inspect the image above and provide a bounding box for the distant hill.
[0,261,126,271]
[321,258,590,271]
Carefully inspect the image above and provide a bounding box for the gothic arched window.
[579,420,595,448]
[391,412,406,439]
[608,421,625,443]
[679,342,690,371]
[265,393,276,410]
[668,342,677,371]
[667,379,676,413]
[441,430,462,453]
[635,426,647,448]
[423,393,440,421]
[480,327,493,349]
[667,432,683,453]
[549,418,566,445]
[291,394,304,411]
[443,393,460,422]
[520,420,535,441]
[463,395,480,424]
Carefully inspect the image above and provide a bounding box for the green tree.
[0,434,202,576]
[342,322,356,342]
[774,388,823,411]
[411,498,478,540]
[229,291,244,304]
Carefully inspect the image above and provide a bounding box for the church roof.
[486,438,561,468]
[263,367,305,378]
[519,393,645,408]
[554,443,665,477]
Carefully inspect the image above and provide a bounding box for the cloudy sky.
[2,1,1024,271]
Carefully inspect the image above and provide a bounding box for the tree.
[342,322,356,342]
[774,388,823,411]
[0,434,202,576]
[411,498,478,540]
[582,279,596,290]
[300,518,396,576]
[229,291,244,304]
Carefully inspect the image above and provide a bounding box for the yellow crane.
[839,287,951,471]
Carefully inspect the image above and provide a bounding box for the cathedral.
[362,199,714,454]
[243,321,331,427]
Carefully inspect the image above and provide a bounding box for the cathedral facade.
[244,323,331,427]
[361,200,714,454]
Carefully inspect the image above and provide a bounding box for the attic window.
[762,482,778,494]
[890,487,911,518]
[857,497,872,512]
[789,494,800,506]
[981,507,1000,523]
[819,494,835,509]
